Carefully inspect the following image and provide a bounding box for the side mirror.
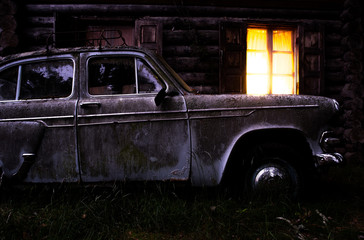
[154,88,167,106]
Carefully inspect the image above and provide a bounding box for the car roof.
[0,46,153,65]
[0,46,195,94]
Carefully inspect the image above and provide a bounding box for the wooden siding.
[162,18,219,92]
[324,21,344,99]
[21,14,55,51]
[19,4,344,95]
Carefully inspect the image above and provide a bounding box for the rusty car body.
[0,47,343,195]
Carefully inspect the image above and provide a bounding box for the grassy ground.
[0,165,363,240]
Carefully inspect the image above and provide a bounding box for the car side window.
[137,58,164,93]
[88,57,136,95]
[20,60,73,99]
[88,56,165,95]
[0,66,18,100]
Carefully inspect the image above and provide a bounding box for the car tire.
[245,144,302,199]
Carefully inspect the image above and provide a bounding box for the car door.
[0,55,79,182]
[77,51,190,182]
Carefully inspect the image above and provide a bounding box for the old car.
[0,46,343,196]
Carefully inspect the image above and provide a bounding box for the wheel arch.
[220,128,314,185]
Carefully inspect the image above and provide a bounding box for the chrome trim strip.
[187,104,319,113]
[78,110,186,118]
[47,124,75,128]
[0,115,74,122]
[0,118,74,129]
[189,110,256,120]
[77,104,318,119]
[78,117,188,127]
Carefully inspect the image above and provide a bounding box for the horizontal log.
[326,33,342,44]
[326,85,345,95]
[325,72,345,83]
[25,16,55,26]
[326,58,344,72]
[325,46,343,58]
[25,4,341,20]
[162,17,220,31]
[24,27,54,38]
[164,30,219,45]
[165,56,219,72]
[324,21,342,32]
[178,72,218,85]
[22,27,55,49]
[189,85,219,94]
[163,45,219,57]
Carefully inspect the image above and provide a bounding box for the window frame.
[86,54,166,97]
[246,25,299,95]
[219,22,299,95]
[0,56,76,102]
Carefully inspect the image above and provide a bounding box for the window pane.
[273,30,292,51]
[20,60,73,99]
[247,29,267,50]
[88,57,135,95]
[272,76,294,94]
[247,52,269,74]
[247,75,269,95]
[0,66,17,100]
[136,59,164,93]
[273,53,293,74]
[247,28,269,95]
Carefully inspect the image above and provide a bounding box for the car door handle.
[80,102,101,108]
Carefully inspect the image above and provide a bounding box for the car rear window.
[20,60,73,99]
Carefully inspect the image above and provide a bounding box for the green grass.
[0,165,363,240]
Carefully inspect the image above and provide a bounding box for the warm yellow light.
[246,28,295,95]
[273,53,293,74]
[246,28,270,95]
[272,76,294,94]
[247,29,267,50]
[247,52,269,74]
[247,75,269,95]
[273,30,292,51]
[272,30,294,94]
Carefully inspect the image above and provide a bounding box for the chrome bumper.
[315,153,344,167]
[316,130,344,167]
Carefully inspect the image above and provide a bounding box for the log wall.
[17,4,345,94]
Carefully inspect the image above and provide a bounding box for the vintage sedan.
[0,47,342,196]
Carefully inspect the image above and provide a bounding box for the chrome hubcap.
[253,165,291,191]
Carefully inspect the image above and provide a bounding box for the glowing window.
[246,28,296,95]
